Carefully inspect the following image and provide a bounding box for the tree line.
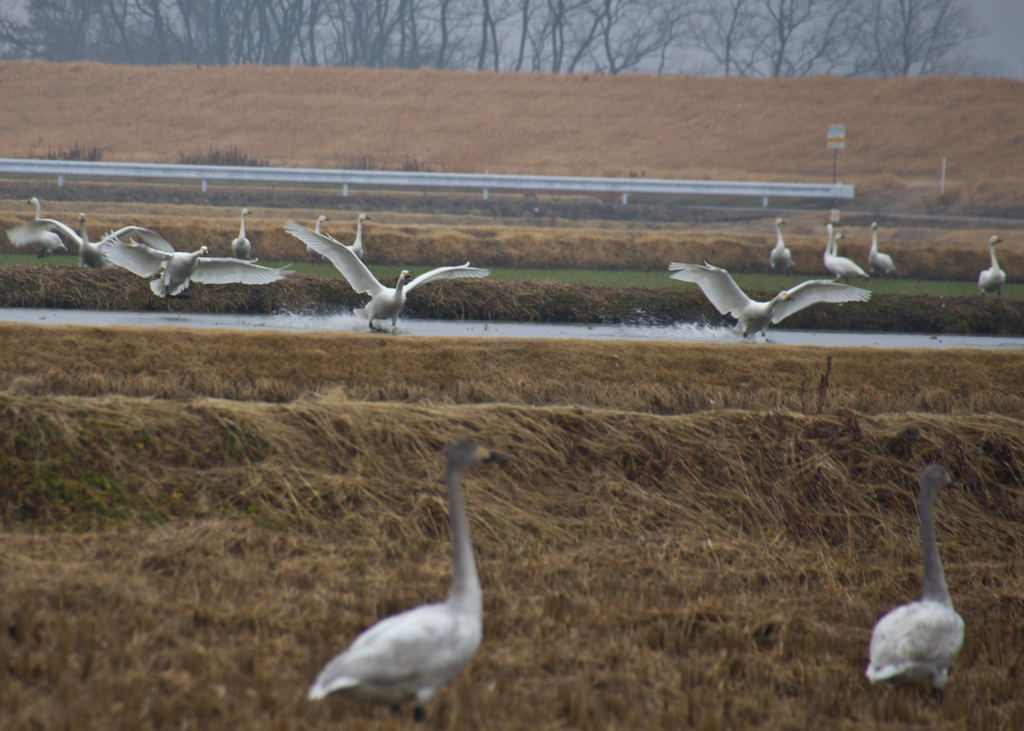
[0,0,979,77]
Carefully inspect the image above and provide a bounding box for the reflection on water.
[2,308,1023,350]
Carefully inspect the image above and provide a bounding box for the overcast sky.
[968,0,1024,78]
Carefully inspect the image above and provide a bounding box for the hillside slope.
[1,63,1022,202]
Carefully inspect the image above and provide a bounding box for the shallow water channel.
[4,308,1024,350]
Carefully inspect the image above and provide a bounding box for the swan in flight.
[6,197,73,257]
[307,216,329,263]
[868,223,896,275]
[977,235,1005,297]
[309,440,508,721]
[668,260,871,338]
[824,224,869,282]
[284,220,489,332]
[231,208,252,260]
[770,217,792,273]
[866,465,964,699]
[102,236,292,297]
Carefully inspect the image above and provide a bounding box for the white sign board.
[827,125,846,149]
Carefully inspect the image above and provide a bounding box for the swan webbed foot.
[413,706,425,722]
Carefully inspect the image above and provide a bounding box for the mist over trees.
[0,0,981,76]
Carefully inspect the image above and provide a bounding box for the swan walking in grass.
[868,222,896,275]
[866,464,964,700]
[308,440,508,721]
[824,224,869,282]
[231,208,252,260]
[307,216,329,263]
[6,197,73,258]
[977,235,1005,297]
[284,220,489,332]
[102,236,292,298]
[668,261,871,338]
[770,217,792,273]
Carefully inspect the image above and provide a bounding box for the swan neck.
[919,483,951,604]
[825,225,834,257]
[79,220,89,244]
[990,242,1000,269]
[355,219,363,244]
[446,465,481,612]
[239,211,247,237]
[775,222,784,246]
[870,229,878,255]
[33,199,42,219]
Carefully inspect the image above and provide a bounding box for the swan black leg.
[391,705,402,716]
[414,706,425,722]
[933,687,943,703]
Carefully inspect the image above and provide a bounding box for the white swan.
[76,213,112,268]
[101,236,292,298]
[231,208,252,260]
[668,260,871,338]
[770,217,792,273]
[977,235,1005,297]
[868,223,896,275]
[284,220,489,332]
[308,440,507,721]
[866,464,964,699]
[824,224,869,282]
[6,197,75,257]
[349,212,370,259]
[307,216,328,263]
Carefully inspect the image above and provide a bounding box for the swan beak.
[477,446,509,463]
[783,293,791,300]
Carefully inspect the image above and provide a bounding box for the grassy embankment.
[1,325,1023,730]
[2,63,1024,217]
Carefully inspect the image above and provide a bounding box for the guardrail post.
[343,183,348,197]
[763,196,769,208]
[58,174,64,187]
[482,188,488,200]
[622,192,628,205]
[202,179,207,193]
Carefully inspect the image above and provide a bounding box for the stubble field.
[1,64,1023,731]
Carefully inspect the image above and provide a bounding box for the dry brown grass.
[2,323,1024,416]
[0,392,1022,730]
[2,63,1024,212]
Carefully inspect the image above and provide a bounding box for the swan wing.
[668,262,753,317]
[770,280,871,324]
[866,601,965,683]
[309,602,479,700]
[8,218,83,247]
[406,263,490,292]
[191,257,293,285]
[101,238,172,277]
[106,226,176,253]
[284,220,384,295]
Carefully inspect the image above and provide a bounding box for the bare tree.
[860,0,977,76]
[691,0,760,75]
[591,0,690,75]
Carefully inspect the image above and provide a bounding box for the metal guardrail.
[0,158,854,204]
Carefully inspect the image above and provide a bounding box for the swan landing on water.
[866,464,964,700]
[307,440,508,721]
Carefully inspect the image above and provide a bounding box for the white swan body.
[668,260,871,338]
[977,235,1005,296]
[824,224,869,281]
[231,208,251,260]
[770,217,792,272]
[309,441,507,721]
[7,197,75,257]
[308,216,328,263]
[102,237,292,297]
[868,223,896,275]
[866,465,964,697]
[284,220,489,332]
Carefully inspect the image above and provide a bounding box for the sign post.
[827,125,845,185]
